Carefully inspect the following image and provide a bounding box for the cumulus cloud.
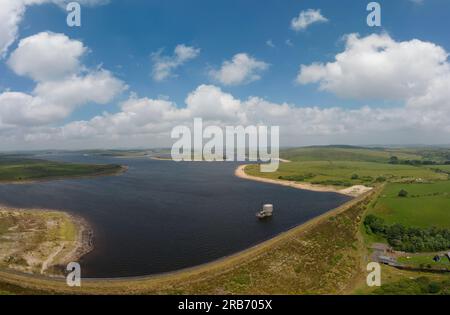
[0,32,126,127]
[151,44,200,81]
[34,70,127,108]
[297,33,450,102]
[186,85,244,122]
[9,79,450,149]
[0,70,126,127]
[291,9,328,31]
[0,91,66,126]
[2,31,450,148]
[209,53,269,86]
[7,32,87,81]
[0,0,108,58]
[0,0,26,58]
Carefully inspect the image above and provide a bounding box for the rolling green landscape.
[281,146,426,163]
[247,160,446,187]
[367,181,450,229]
[248,146,450,293]
[0,146,449,295]
[0,156,125,182]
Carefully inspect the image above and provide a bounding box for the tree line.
[364,214,450,252]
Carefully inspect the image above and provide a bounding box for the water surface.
[0,154,350,278]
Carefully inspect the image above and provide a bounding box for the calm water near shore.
[0,154,350,278]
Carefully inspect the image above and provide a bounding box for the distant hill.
[281,146,425,163]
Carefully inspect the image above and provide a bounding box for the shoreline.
[149,156,173,161]
[235,164,373,197]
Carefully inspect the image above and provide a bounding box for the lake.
[0,154,351,278]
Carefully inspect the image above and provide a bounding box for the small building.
[256,204,274,219]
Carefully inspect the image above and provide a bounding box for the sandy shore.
[235,164,372,197]
[149,156,173,161]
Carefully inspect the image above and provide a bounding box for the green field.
[372,274,450,295]
[246,161,446,187]
[0,157,124,182]
[430,165,450,173]
[281,146,424,163]
[398,255,450,269]
[368,181,450,229]
[245,146,449,187]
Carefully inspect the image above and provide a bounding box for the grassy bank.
[0,157,125,182]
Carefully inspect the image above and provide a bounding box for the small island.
[0,156,126,183]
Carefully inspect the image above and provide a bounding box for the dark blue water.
[0,154,350,278]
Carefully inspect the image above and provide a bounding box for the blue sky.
[1,0,450,149]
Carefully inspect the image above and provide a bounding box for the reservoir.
[0,154,351,278]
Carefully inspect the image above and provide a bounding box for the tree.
[398,189,408,197]
[389,156,399,164]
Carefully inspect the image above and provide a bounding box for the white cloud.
[186,85,245,122]
[0,32,126,127]
[0,70,126,127]
[0,0,29,58]
[7,32,87,81]
[209,53,269,86]
[8,78,450,149]
[0,91,66,126]
[0,0,108,58]
[291,9,328,31]
[2,30,450,148]
[34,70,127,108]
[266,40,275,48]
[297,33,450,102]
[151,44,200,81]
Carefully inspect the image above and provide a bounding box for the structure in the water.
[257,204,274,219]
